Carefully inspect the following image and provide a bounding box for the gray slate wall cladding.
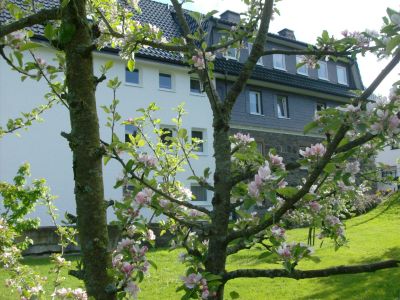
[229,128,322,184]
[217,79,338,132]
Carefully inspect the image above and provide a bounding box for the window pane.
[159,73,172,89]
[126,69,139,84]
[256,142,264,155]
[190,78,201,93]
[337,66,347,84]
[191,185,207,201]
[273,54,285,69]
[161,128,173,145]
[296,56,308,75]
[192,130,204,152]
[318,61,328,79]
[316,102,326,112]
[277,96,288,118]
[226,48,237,58]
[249,91,261,114]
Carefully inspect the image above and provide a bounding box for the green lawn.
[1,194,400,299]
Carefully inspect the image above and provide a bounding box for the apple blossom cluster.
[276,242,314,269]
[341,30,371,50]
[112,238,151,299]
[180,273,210,299]
[299,143,326,159]
[52,288,88,300]
[134,188,154,206]
[248,161,278,203]
[318,215,346,247]
[269,153,285,170]
[137,153,158,168]
[232,132,254,146]
[1,30,28,49]
[191,50,216,70]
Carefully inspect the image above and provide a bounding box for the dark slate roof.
[214,58,355,98]
[1,0,356,98]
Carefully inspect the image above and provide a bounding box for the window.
[381,166,397,179]
[296,55,308,76]
[190,78,202,94]
[191,130,204,152]
[256,141,264,155]
[125,68,140,85]
[125,125,138,142]
[160,127,173,145]
[248,43,263,65]
[190,185,207,201]
[224,47,237,60]
[336,66,348,85]
[316,102,327,112]
[277,95,289,118]
[273,53,286,70]
[318,61,328,80]
[159,73,172,90]
[249,91,262,115]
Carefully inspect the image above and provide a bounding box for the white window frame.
[224,47,237,60]
[248,43,263,65]
[190,184,208,202]
[277,95,289,118]
[191,129,207,154]
[125,68,142,86]
[336,65,348,85]
[190,77,203,95]
[249,90,262,115]
[296,55,308,76]
[273,53,286,71]
[318,61,329,80]
[159,72,174,91]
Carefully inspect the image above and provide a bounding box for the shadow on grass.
[349,193,400,228]
[296,267,400,300]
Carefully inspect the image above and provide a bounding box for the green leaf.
[385,35,400,54]
[277,186,298,197]
[18,42,42,51]
[178,128,188,139]
[58,23,76,44]
[324,163,336,173]
[230,291,240,299]
[127,59,135,72]
[44,23,55,40]
[303,121,319,134]
[125,159,134,172]
[104,60,114,71]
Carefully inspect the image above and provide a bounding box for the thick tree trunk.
[205,114,232,300]
[63,0,115,298]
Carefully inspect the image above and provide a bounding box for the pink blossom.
[134,188,154,205]
[178,186,193,201]
[147,229,156,241]
[181,273,203,289]
[112,253,123,268]
[36,57,47,67]
[370,122,384,135]
[121,262,134,274]
[276,243,291,259]
[257,162,272,180]
[325,215,341,226]
[201,289,210,299]
[278,179,288,188]
[388,116,400,132]
[308,201,322,213]
[248,181,260,197]
[159,199,170,208]
[138,153,158,167]
[127,118,134,122]
[117,238,134,251]
[300,143,326,158]
[233,132,254,145]
[124,281,140,299]
[345,161,360,175]
[192,55,205,70]
[271,225,285,238]
[269,153,285,169]
[188,209,203,217]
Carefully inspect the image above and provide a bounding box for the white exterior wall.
[375,147,400,191]
[0,47,214,225]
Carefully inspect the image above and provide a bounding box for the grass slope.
[1,194,399,299]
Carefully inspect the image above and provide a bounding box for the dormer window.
[296,55,308,76]
[318,61,329,80]
[336,66,348,85]
[273,53,286,71]
[248,43,263,65]
[225,47,237,60]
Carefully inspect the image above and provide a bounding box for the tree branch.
[223,260,399,282]
[262,49,351,57]
[0,8,61,39]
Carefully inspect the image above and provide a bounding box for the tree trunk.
[205,113,232,300]
[63,0,115,298]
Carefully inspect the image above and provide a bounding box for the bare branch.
[223,260,399,282]
[0,8,61,39]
